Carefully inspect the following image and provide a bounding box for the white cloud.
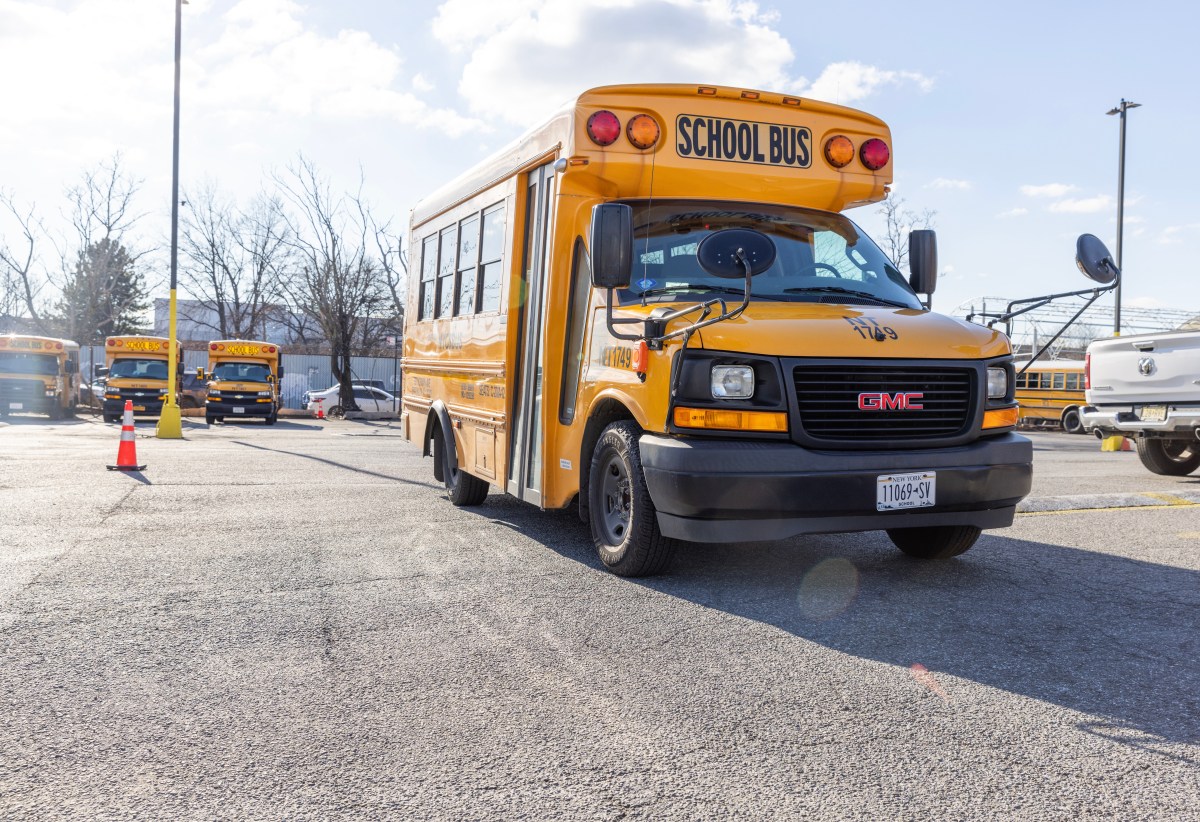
[997,207,1028,218]
[1158,223,1200,245]
[801,61,934,104]
[1048,195,1112,214]
[431,1,925,123]
[926,178,971,190]
[1126,296,1168,309]
[412,73,435,93]
[1020,183,1078,198]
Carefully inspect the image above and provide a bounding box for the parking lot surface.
[2,416,1198,819]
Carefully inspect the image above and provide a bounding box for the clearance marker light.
[697,86,717,95]
[626,114,660,149]
[632,340,649,375]
[587,111,621,146]
[860,138,890,170]
[824,135,854,168]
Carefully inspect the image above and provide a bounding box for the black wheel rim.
[598,450,632,545]
[1164,441,1196,463]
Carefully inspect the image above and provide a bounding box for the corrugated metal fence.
[78,346,403,410]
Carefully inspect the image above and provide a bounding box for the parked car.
[304,384,399,418]
[181,371,207,409]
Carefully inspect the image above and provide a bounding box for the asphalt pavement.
[1,416,1197,820]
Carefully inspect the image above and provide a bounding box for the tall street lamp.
[157,0,186,438]
[1106,98,1140,337]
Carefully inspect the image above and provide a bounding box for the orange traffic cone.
[107,400,146,471]
[316,398,325,420]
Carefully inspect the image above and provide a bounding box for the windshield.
[211,362,272,382]
[0,352,59,375]
[108,358,169,380]
[618,200,922,310]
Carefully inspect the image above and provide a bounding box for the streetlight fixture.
[1106,98,1140,337]
[157,0,187,439]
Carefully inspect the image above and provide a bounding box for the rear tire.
[587,421,676,577]
[1061,407,1084,434]
[1136,437,1200,476]
[433,425,489,506]
[887,525,981,559]
[265,411,277,425]
[328,405,343,418]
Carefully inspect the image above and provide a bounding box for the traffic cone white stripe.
[107,400,147,471]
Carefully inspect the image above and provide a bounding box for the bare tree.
[275,157,389,412]
[179,184,291,340]
[877,195,936,273]
[0,191,50,331]
[54,155,152,343]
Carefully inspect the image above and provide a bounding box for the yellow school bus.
[401,83,1028,576]
[1014,360,1086,433]
[100,335,182,423]
[0,334,81,419]
[197,340,282,425]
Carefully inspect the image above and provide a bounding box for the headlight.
[45,389,57,397]
[987,367,1008,399]
[711,365,754,399]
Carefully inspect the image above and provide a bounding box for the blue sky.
[1,0,1195,318]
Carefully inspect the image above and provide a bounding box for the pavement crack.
[98,486,138,524]
[261,573,426,594]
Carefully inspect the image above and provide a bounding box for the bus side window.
[479,203,506,313]
[1015,373,1027,389]
[419,235,437,320]
[1065,373,1080,390]
[1052,373,1065,390]
[436,226,457,318]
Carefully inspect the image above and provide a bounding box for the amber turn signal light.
[626,114,660,150]
[824,135,854,168]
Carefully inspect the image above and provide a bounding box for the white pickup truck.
[1080,328,1200,475]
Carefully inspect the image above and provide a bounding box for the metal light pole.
[1106,98,1140,337]
[157,0,185,438]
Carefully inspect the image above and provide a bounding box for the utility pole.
[1106,99,1140,337]
[157,0,186,438]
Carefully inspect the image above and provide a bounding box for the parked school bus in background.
[196,340,282,425]
[1013,360,1086,433]
[99,336,181,423]
[402,83,1043,577]
[0,335,80,419]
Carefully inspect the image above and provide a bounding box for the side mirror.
[64,359,78,374]
[589,203,633,289]
[277,365,285,380]
[195,367,206,381]
[908,229,938,295]
[96,366,109,378]
[1075,234,1120,284]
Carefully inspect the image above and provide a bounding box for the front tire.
[1136,437,1200,476]
[205,414,216,425]
[587,421,676,577]
[328,405,343,418]
[433,425,489,506]
[887,525,981,559]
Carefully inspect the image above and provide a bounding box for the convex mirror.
[696,228,777,279]
[1076,234,1120,285]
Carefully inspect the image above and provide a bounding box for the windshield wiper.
[782,285,909,308]
[636,285,786,302]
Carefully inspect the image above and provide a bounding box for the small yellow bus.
[0,334,81,419]
[1013,360,1086,433]
[402,83,1030,575]
[197,340,282,425]
[100,335,182,423]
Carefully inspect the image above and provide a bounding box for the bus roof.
[411,83,892,228]
[0,334,79,353]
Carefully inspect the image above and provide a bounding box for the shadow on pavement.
[469,494,1200,747]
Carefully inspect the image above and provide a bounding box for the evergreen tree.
[56,237,149,342]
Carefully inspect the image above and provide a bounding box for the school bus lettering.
[601,345,634,370]
[460,382,475,400]
[676,115,811,168]
[478,384,505,399]
[844,316,897,341]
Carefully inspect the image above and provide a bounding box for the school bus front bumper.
[638,432,1032,543]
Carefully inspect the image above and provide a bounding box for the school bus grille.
[0,378,45,400]
[793,365,974,441]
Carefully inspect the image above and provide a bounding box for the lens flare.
[797,557,859,620]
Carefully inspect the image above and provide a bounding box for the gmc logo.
[858,392,924,410]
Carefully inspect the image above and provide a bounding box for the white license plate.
[1137,405,1166,423]
[877,472,936,511]
[232,407,245,414]
[8,402,22,410]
